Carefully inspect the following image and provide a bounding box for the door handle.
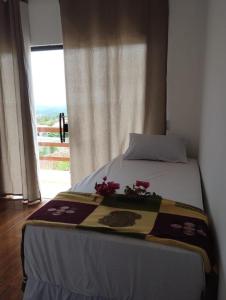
[59,113,68,143]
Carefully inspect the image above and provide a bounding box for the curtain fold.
[60,0,168,183]
[0,0,41,202]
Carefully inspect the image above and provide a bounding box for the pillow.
[123,133,187,163]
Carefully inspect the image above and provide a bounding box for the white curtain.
[0,0,41,202]
[60,0,168,184]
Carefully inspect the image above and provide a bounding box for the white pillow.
[123,133,187,163]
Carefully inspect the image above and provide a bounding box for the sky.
[31,49,67,108]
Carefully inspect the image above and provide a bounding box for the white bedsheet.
[23,157,205,300]
[72,155,203,209]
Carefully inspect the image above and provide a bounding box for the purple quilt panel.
[150,213,212,260]
[28,200,97,225]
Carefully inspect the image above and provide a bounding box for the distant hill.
[36,105,67,116]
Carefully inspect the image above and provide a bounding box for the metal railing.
[37,126,70,162]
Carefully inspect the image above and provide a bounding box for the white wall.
[199,0,226,299]
[28,0,63,46]
[167,0,207,157]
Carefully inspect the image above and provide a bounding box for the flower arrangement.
[95,177,161,201]
[95,177,151,197]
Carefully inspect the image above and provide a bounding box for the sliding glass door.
[31,47,70,198]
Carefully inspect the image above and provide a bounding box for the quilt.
[23,191,213,274]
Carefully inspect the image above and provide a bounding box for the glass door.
[31,47,70,198]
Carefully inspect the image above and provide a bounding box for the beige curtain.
[60,0,168,183]
[0,0,41,202]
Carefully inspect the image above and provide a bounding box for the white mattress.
[23,157,205,300]
[72,155,203,209]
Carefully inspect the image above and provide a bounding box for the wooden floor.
[0,199,43,300]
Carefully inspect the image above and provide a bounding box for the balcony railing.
[37,126,70,162]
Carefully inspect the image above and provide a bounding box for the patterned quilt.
[25,191,213,273]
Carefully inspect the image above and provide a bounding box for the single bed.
[23,156,206,300]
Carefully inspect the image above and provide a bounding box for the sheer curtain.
[60,0,168,183]
[0,0,40,202]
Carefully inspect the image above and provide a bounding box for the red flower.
[136,181,150,189]
[95,178,120,196]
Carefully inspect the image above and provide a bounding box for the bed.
[22,155,207,300]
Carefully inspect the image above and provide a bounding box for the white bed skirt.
[23,226,205,300]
